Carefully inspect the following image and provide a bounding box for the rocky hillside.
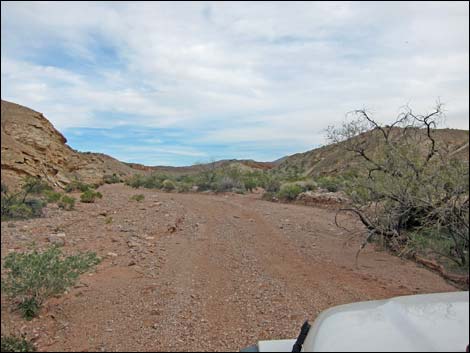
[1,100,140,189]
[127,159,276,176]
[0,100,274,190]
[275,128,469,177]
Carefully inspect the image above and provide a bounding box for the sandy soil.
[1,184,457,352]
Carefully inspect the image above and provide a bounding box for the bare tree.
[329,104,469,276]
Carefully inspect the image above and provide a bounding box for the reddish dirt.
[1,184,457,352]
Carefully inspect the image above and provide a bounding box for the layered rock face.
[1,100,138,189]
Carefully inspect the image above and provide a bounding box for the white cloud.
[1,1,468,164]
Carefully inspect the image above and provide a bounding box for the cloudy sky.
[1,1,468,166]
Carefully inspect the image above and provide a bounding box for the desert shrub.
[23,199,46,217]
[1,246,100,319]
[21,177,51,196]
[329,105,469,269]
[58,195,75,210]
[243,177,257,192]
[80,190,102,203]
[212,176,244,193]
[261,192,276,201]
[143,174,165,189]
[17,297,41,321]
[105,216,113,224]
[300,179,318,191]
[5,204,34,219]
[316,176,341,192]
[263,177,281,193]
[195,178,212,191]
[277,183,303,201]
[162,179,176,191]
[176,175,196,184]
[130,194,145,202]
[195,163,218,191]
[125,174,145,188]
[65,181,93,193]
[1,181,46,221]
[176,183,191,193]
[1,335,36,352]
[103,173,121,184]
[43,190,62,203]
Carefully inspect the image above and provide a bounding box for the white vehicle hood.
[302,291,469,352]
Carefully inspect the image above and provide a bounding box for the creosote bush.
[130,194,145,202]
[162,179,176,191]
[43,190,62,203]
[316,176,342,192]
[1,179,47,221]
[58,195,75,210]
[65,180,93,193]
[80,190,102,203]
[1,246,100,320]
[103,173,121,184]
[277,183,303,201]
[1,335,36,352]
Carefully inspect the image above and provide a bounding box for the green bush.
[243,178,257,192]
[65,181,93,193]
[263,177,281,193]
[17,297,41,320]
[103,173,121,184]
[21,177,51,196]
[5,204,34,219]
[23,199,46,217]
[277,183,303,201]
[58,195,75,210]
[212,176,244,193]
[176,183,191,193]
[1,180,47,221]
[43,190,62,203]
[130,194,145,202]
[144,174,165,189]
[299,179,317,191]
[162,179,176,191]
[1,246,100,319]
[125,174,145,188]
[80,190,102,203]
[316,176,341,192]
[1,335,36,352]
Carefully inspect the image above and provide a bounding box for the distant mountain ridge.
[0,100,275,189]
[1,100,468,189]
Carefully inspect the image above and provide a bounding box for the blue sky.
[1,2,469,166]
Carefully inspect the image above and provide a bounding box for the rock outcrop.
[296,190,350,207]
[1,100,139,189]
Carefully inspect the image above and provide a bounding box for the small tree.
[329,104,469,270]
[1,179,47,220]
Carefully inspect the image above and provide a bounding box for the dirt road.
[1,184,456,351]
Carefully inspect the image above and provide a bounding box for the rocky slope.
[275,128,469,177]
[0,100,274,190]
[128,159,276,176]
[1,100,140,189]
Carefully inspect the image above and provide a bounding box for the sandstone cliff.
[1,100,139,189]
